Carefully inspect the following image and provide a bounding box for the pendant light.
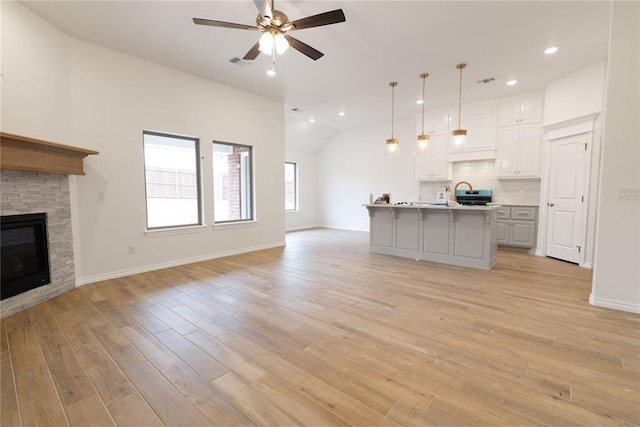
[386,82,399,157]
[416,73,430,155]
[451,63,468,146]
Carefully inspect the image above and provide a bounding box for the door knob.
[548,202,555,207]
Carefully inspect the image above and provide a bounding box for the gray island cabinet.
[364,204,499,270]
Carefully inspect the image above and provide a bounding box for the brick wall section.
[1,171,75,318]
[228,152,241,220]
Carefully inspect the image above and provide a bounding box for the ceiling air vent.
[477,77,496,84]
[228,57,252,67]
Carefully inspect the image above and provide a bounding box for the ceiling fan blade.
[289,9,346,31]
[242,43,261,60]
[192,18,259,31]
[253,0,273,19]
[285,35,324,60]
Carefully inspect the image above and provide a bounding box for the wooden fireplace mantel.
[0,132,99,175]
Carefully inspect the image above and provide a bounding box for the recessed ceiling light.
[266,69,276,77]
[309,117,315,123]
[338,111,345,117]
[416,99,424,105]
[507,79,518,86]
[544,46,558,55]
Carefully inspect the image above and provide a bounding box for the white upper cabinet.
[424,110,451,135]
[416,109,453,181]
[498,96,543,127]
[496,94,544,179]
[497,124,542,178]
[415,134,452,181]
[447,100,496,161]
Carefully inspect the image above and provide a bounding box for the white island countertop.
[364,203,499,211]
[490,202,539,207]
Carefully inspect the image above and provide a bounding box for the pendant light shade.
[416,73,430,155]
[386,82,399,157]
[452,63,468,146]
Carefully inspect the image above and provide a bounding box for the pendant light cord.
[421,75,426,134]
[457,65,464,129]
[391,83,395,138]
[389,82,398,139]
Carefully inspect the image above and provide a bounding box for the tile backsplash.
[419,160,541,205]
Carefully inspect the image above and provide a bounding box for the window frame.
[212,140,254,224]
[284,161,298,212]
[143,130,203,230]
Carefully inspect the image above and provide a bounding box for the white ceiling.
[22,1,611,152]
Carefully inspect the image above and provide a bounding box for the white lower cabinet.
[497,206,538,248]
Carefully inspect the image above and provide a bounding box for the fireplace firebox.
[1,213,51,300]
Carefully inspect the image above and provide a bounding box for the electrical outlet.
[128,245,135,254]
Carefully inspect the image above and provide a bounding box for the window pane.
[143,132,201,229]
[284,162,297,211]
[213,142,253,222]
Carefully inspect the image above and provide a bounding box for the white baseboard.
[580,261,593,269]
[321,225,369,232]
[285,224,322,232]
[75,241,286,286]
[589,294,640,314]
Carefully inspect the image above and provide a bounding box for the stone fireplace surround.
[0,132,97,318]
[1,170,75,318]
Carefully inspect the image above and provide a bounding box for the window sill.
[213,220,259,230]
[145,225,208,238]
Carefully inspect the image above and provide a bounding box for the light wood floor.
[2,228,639,426]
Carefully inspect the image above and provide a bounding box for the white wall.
[317,118,420,231]
[591,1,640,313]
[1,1,71,142]
[543,61,607,127]
[285,149,319,231]
[3,2,286,285]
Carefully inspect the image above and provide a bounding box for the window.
[143,131,201,229]
[213,142,253,223]
[284,162,298,211]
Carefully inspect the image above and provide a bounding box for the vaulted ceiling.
[22,1,611,151]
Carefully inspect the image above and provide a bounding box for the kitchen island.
[364,204,499,270]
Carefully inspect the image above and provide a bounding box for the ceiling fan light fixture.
[258,32,273,55]
[259,31,289,56]
[274,32,289,54]
[451,63,468,145]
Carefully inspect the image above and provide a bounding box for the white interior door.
[545,135,587,263]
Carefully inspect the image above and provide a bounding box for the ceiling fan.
[193,0,346,61]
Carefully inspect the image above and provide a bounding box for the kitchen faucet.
[453,181,473,201]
